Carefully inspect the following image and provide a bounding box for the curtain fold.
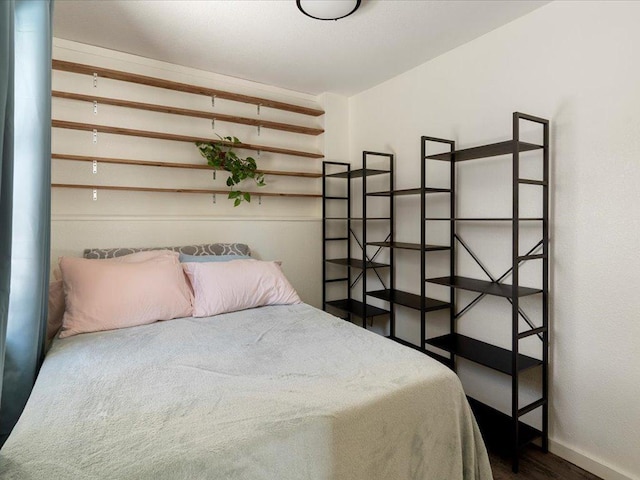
[0,0,52,443]
[0,0,16,429]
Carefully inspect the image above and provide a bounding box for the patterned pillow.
[83,243,250,259]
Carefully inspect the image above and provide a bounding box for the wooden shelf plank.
[51,153,322,179]
[51,183,321,198]
[52,59,325,117]
[52,120,323,159]
[52,90,324,136]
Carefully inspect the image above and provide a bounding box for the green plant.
[195,135,266,206]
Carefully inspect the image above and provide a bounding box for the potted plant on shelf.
[195,135,266,206]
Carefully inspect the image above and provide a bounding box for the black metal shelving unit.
[422,112,549,473]
[322,157,393,327]
[362,149,453,357]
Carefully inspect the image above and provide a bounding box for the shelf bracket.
[92,189,97,201]
[257,104,261,115]
[211,119,215,130]
[92,160,98,174]
[93,73,98,88]
[256,149,261,158]
[258,195,262,205]
[93,101,98,115]
[212,194,216,204]
[211,95,216,108]
[213,170,216,180]
[257,125,261,136]
[92,129,98,144]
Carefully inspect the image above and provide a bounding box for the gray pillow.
[83,243,250,259]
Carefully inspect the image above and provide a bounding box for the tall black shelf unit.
[422,112,549,473]
[322,155,393,327]
[363,150,453,356]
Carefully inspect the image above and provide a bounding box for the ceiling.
[53,0,550,96]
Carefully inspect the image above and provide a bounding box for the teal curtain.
[0,0,16,436]
[0,0,52,444]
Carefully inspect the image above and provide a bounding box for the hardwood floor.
[489,447,602,480]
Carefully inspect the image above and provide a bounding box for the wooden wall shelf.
[52,120,324,159]
[52,153,322,179]
[53,59,325,117]
[52,91,324,136]
[52,183,321,199]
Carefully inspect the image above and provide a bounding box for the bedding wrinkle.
[0,304,491,480]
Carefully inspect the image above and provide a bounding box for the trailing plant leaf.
[195,134,267,206]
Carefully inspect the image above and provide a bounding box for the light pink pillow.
[59,252,193,338]
[182,259,302,317]
[47,280,65,341]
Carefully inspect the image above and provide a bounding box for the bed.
[0,246,492,479]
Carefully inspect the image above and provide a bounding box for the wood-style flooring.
[489,447,603,480]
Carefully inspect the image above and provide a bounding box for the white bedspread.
[0,304,492,479]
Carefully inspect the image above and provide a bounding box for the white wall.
[51,39,341,307]
[348,2,640,479]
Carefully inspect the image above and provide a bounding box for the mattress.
[0,304,492,479]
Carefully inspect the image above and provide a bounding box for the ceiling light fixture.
[296,0,361,21]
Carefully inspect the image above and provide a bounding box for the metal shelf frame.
[422,112,549,472]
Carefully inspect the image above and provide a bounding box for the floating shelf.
[326,168,389,179]
[52,120,324,159]
[426,333,542,375]
[325,258,390,269]
[51,183,320,198]
[425,140,543,162]
[367,187,450,196]
[368,289,450,312]
[427,275,543,298]
[52,59,324,117]
[52,90,323,136]
[467,397,542,453]
[326,299,389,318]
[367,241,450,252]
[51,154,322,179]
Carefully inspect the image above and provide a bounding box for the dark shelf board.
[426,333,542,375]
[326,299,389,318]
[425,217,544,222]
[386,336,452,365]
[325,217,390,221]
[467,397,543,454]
[326,258,390,269]
[368,289,450,312]
[325,168,389,179]
[427,276,542,298]
[425,140,543,162]
[367,241,450,252]
[367,187,450,196]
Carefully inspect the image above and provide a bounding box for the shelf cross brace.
[454,237,544,340]
[350,231,389,290]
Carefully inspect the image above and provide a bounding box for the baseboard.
[549,439,637,480]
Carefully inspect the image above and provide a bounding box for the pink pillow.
[59,252,193,338]
[47,280,65,341]
[182,259,302,317]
